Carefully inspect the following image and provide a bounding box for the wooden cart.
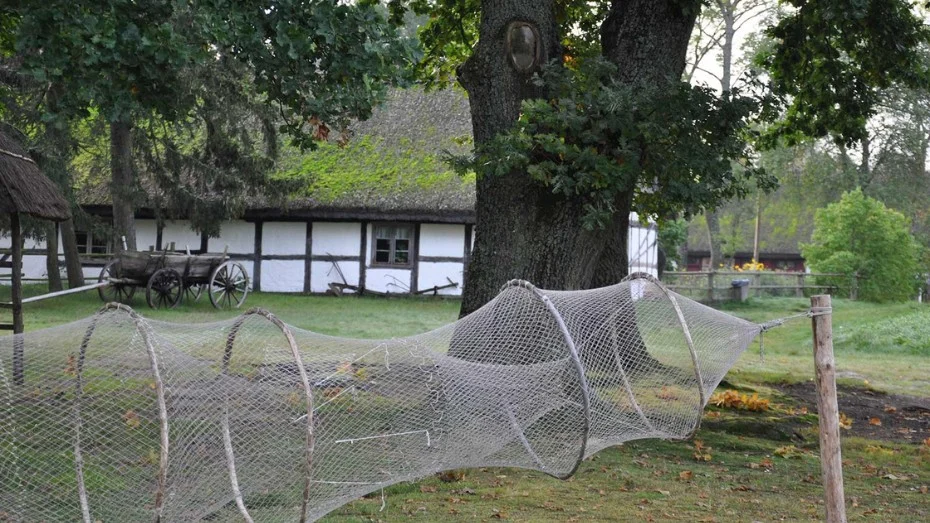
[97,251,249,309]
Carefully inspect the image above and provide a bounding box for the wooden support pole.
[11,213,24,386]
[811,294,847,523]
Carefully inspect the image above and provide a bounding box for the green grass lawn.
[2,285,929,521]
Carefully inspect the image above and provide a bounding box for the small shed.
[0,129,70,347]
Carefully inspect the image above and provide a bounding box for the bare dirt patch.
[777,382,930,443]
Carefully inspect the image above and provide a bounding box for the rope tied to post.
[756,306,833,363]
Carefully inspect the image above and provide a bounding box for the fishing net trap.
[0,274,762,521]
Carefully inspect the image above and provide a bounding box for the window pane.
[75,232,89,253]
[395,239,409,251]
[375,250,390,263]
[374,225,392,239]
[394,250,408,264]
[91,235,109,254]
[394,226,411,240]
[376,239,391,251]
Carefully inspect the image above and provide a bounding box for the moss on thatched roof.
[0,129,70,221]
[76,87,476,221]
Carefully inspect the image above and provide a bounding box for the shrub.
[801,189,922,302]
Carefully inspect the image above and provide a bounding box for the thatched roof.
[0,129,70,222]
[76,87,477,223]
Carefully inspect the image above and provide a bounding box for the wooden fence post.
[707,272,715,302]
[796,273,804,298]
[811,295,847,523]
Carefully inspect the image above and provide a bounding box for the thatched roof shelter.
[0,129,70,222]
[1,128,70,371]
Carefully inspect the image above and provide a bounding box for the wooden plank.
[11,213,24,385]
[358,222,367,291]
[811,295,847,523]
[253,221,263,292]
[304,222,312,294]
[410,223,421,293]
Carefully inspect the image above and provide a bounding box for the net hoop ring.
[501,279,591,480]
[622,272,707,438]
[224,308,315,523]
[74,303,169,523]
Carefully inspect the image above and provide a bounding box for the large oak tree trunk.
[459,0,699,316]
[110,120,137,253]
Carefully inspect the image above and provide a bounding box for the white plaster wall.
[136,219,159,251]
[419,224,464,258]
[263,222,306,255]
[161,220,202,252]
[627,224,658,277]
[313,222,361,257]
[0,233,46,250]
[417,261,464,296]
[20,255,48,279]
[82,266,102,281]
[366,267,412,294]
[260,259,304,292]
[310,260,359,293]
[231,260,256,291]
[214,221,255,254]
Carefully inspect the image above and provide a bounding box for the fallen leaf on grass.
[884,406,897,413]
[839,412,853,429]
[419,485,437,493]
[679,470,693,481]
[869,417,882,426]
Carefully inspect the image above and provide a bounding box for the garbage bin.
[731,279,751,302]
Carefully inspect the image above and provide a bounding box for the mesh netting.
[0,276,760,522]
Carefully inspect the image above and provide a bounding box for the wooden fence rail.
[662,271,860,302]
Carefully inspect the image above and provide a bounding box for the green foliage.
[458,58,776,228]
[658,217,689,270]
[12,0,203,124]
[275,136,474,202]
[212,0,420,149]
[834,307,930,356]
[802,189,922,302]
[760,0,930,146]
[381,0,614,89]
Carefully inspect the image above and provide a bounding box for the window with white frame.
[372,223,414,267]
[75,231,110,255]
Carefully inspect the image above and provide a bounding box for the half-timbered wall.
[3,215,655,296]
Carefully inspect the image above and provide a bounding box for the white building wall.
[419,224,464,257]
[366,268,411,294]
[310,260,359,293]
[261,259,304,292]
[627,222,658,277]
[262,222,305,255]
[214,221,254,254]
[136,219,159,251]
[313,222,360,257]
[418,262,464,296]
[161,220,201,252]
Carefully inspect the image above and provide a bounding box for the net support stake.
[625,273,707,437]
[74,304,169,523]
[505,280,591,479]
[810,295,847,523]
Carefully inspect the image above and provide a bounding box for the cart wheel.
[209,261,249,309]
[98,260,136,304]
[183,284,204,303]
[146,268,183,309]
